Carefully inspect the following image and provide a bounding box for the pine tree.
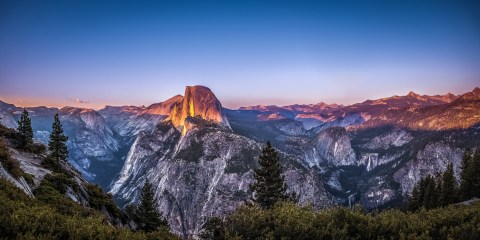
[48,113,68,162]
[460,149,474,200]
[440,163,457,206]
[136,180,168,232]
[408,184,421,211]
[422,175,439,209]
[408,175,433,210]
[435,174,443,205]
[17,108,33,149]
[250,141,294,209]
[417,177,427,207]
[472,150,480,198]
[199,217,225,240]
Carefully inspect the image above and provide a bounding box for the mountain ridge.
[1,86,479,238]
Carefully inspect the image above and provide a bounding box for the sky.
[1,0,479,109]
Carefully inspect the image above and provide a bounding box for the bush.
[0,124,18,140]
[22,172,35,185]
[41,173,76,194]
[29,142,46,154]
[34,175,86,216]
[85,183,123,218]
[0,179,179,239]
[0,139,23,179]
[41,155,70,175]
[204,201,480,240]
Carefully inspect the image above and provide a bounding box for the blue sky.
[1,0,479,109]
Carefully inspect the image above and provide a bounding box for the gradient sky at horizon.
[1,0,479,109]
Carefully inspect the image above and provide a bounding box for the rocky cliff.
[111,120,331,238]
[169,86,230,134]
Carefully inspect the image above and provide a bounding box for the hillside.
[0,124,177,240]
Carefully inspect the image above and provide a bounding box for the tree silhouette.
[17,109,33,149]
[250,141,295,208]
[48,113,68,162]
[126,180,168,232]
[440,163,457,206]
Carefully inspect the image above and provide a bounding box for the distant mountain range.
[1,86,479,238]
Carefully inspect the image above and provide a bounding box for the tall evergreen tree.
[435,174,443,205]
[250,141,294,209]
[423,175,438,209]
[408,184,422,211]
[440,163,457,206]
[460,149,474,200]
[472,150,480,198]
[199,217,225,240]
[17,108,33,149]
[136,180,168,232]
[48,113,68,162]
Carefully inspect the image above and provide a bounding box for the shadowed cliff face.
[169,86,230,134]
[110,122,332,238]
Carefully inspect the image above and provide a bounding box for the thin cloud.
[67,98,90,104]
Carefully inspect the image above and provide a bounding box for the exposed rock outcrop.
[393,142,463,194]
[169,86,230,134]
[314,127,356,166]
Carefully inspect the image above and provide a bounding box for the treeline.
[408,149,480,210]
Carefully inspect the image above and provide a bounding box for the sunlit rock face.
[169,86,230,134]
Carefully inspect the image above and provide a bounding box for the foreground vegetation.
[0,178,177,240]
[200,201,480,240]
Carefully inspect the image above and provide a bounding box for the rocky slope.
[0,126,124,225]
[0,103,123,184]
[110,87,331,237]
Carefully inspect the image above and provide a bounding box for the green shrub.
[41,155,61,172]
[204,201,480,240]
[0,178,179,239]
[85,183,123,218]
[0,124,19,141]
[29,142,46,154]
[0,139,23,179]
[22,172,35,185]
[41,173,76,194]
